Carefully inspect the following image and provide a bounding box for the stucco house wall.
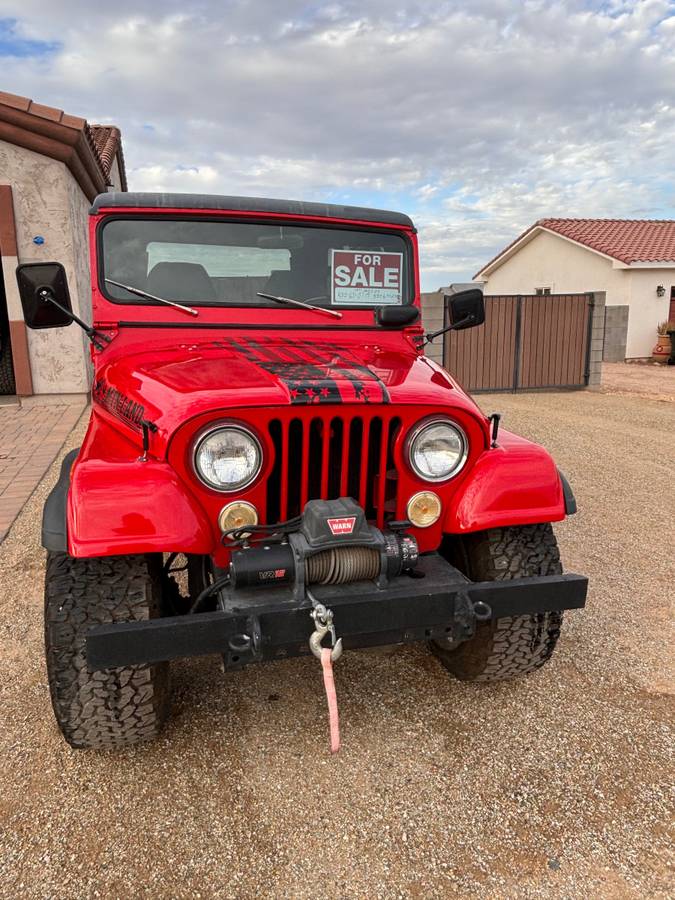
[0,128,125,395]
[0,139,91,393]
[478,230,671,358]
[0,92,126,397]
[623,268,673,360]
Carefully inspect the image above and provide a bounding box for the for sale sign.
[331,250,404,306]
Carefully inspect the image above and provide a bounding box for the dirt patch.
[601,361,674,402]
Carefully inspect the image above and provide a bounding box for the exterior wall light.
[656,285,665,297]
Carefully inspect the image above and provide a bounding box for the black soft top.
[90,192,415,229]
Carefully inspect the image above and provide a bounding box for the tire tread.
[433,524,563,682]
[45,552,169,749]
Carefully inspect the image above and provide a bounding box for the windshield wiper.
[257,291,342,319]
[105,279,199,317]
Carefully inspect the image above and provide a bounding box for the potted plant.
[667,321,675,366]
[652,321,672,362]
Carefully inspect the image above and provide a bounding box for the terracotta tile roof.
[475,218,675,277]
[90,125,127,189]
[0,90,127,197]
[539,218,675,264]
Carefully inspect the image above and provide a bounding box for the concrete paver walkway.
[0,398,86,543]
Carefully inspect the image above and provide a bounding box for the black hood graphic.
[223,337,390,405]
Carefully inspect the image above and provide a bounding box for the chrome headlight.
[408,418,468,482]
[194,425,262,492]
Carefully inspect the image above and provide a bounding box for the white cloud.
[1,0,674,285]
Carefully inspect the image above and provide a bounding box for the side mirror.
[376,306,420,327]
[445,288,485,330]
[16,262,73,329]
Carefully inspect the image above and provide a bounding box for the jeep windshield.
[100,218,413,309]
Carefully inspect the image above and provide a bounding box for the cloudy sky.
[1,0,674,288]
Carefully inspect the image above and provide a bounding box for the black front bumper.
[86,553,588,671]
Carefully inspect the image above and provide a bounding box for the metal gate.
[444,293,594,392]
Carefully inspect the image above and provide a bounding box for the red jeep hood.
[95,334,482,436]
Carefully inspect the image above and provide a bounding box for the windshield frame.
[96,214,416,311]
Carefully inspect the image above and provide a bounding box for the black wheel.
[44,552,170,749]
[432,524,564,682]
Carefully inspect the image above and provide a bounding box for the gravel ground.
[601,361,674,402]
[0,391,673,899]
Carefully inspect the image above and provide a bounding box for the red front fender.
[67,459,214,558]
[444,430,566,534]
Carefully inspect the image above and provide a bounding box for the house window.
[669,286,675,322]
[535,287,551,296]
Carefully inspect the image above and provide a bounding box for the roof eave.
[619,260,675,269]
[0,98,108,201]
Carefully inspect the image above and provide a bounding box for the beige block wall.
[420,291,445,366]
[480,230,672,358]
[0,139,92,393]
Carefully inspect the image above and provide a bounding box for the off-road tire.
[432,524,563,682]
[45,552,170,749]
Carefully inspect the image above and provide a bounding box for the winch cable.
[189,573,231,615]
[220,515,303,548]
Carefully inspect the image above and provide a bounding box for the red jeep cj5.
[16,193,587,750]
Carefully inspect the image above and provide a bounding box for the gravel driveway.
[1,390,673,898]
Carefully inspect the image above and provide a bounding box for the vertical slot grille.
[267,413,401,527]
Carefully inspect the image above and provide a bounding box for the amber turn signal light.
[406,491,441,527]
[218,501,259,534]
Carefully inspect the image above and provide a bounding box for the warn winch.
[227,498,419,600]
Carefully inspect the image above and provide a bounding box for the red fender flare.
[443,430,566,534]
[67,459,214,558]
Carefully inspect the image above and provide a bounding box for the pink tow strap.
[320,647,341,753]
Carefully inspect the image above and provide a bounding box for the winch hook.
[309,603,343,662]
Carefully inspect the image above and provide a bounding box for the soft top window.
[100,217,412,308]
